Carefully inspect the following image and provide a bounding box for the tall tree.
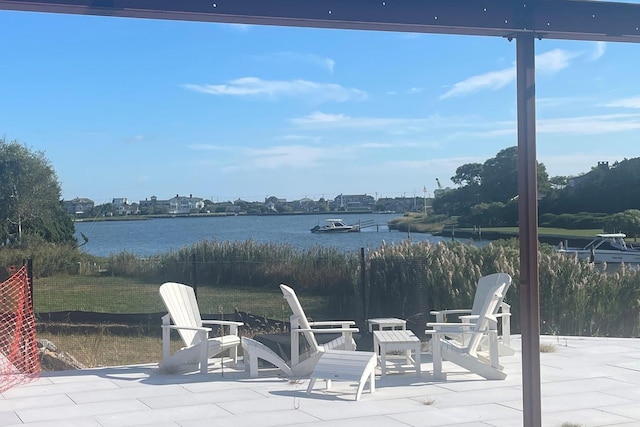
[0,138,75,245]
[451,163,483,187]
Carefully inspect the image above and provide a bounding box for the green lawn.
[475,227,604,238]
[33,274,331,320]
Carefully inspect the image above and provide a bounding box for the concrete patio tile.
[295,414,427,427]
[0,411,22,426]
[541,377,636,397]
[292,397,427,421]
[388,402,522,426]
[415,386,522,409]
[600,402,640,421]
[502,391,634,413]
[601,380,640,399]
[0,393,75,412]
[181,376,288,394]
[4,417,104,427]
[0,376,119,398]
[1,335,640,426]
[216,393,314,415]
[67,383,191,404]
[15,399,149,423]
[178,409,322,427]
[542,408,637,427]
[140,387,267,408]
[92,402,233,427]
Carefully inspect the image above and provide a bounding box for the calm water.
[74,213,451,257]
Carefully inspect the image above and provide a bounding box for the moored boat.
[558,233,640,264]
[310,219,361,233]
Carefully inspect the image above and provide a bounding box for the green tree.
[451,163,483,187]
[433,146,550,223]
[605,209,640,240]
[0,138,75,245]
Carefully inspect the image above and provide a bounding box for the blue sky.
[2,10,640,205]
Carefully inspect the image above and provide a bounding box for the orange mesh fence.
[0,265,40,392]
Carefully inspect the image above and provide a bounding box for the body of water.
[74,213,452,257]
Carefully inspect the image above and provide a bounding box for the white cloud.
[440,49,578,99]
[290,111,460,131]
[225,23,251,32]
[183,77,366,102]
[589,41,606,61]
[308,54,335,74]
[440,67,513,99]
[189,144,233,151]
[604,96,640,109]
[276,134,322,142]
[538,113,640,134]
[536,49,580,73]
[125,134,144,143]
[250,52,335,73]
[459,112,640,138]
[244,145,348,169]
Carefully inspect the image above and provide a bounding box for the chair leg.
[431,334,444,380]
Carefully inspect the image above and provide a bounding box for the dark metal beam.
[2,0,640,43]
[516,34,542,427]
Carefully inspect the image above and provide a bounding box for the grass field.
[480,227,605,238]
[33,275,331,320]
[33,275,334,368]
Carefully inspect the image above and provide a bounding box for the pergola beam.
[2,0,640,43]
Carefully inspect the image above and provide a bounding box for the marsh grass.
[25,238,640,368]
[37,331,168,367]
[539,343,557,353]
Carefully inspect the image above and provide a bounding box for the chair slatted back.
[467,282,507,356]
[280,284,320,353]
[159,282,204,347]
[471,273,512,316]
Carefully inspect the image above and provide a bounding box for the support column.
[516,34,542,427]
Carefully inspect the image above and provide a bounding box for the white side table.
[373,330,421,377]
[367,317,407,333]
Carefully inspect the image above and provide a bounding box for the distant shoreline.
[73,210,399,222]
[436,228,595,247]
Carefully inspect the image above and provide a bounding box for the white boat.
[558,233,640,264]
[310,219,361,233]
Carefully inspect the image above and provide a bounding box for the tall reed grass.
[15,237,640,338]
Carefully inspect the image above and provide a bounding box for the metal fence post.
[360,247,367,322]
[191,253,198,298]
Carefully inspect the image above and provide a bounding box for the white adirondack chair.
[242,283,359,378]
[159,282,243,374]
[430,272,513,355]
[426,280,508,380]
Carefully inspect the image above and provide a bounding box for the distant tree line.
[432,146,640,238]
[3,138,640,249]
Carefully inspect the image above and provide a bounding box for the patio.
[2,335,640,426]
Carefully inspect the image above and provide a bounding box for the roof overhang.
[2,0,640,43]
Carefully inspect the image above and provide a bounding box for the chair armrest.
[201,319,243,335]
[430,309,472,315]
[201,320,244,327]
[294,327,359,334]
[161,325,211,332]
[459,314,479,322]
[426,322,475,334]
[308,321,356,328]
